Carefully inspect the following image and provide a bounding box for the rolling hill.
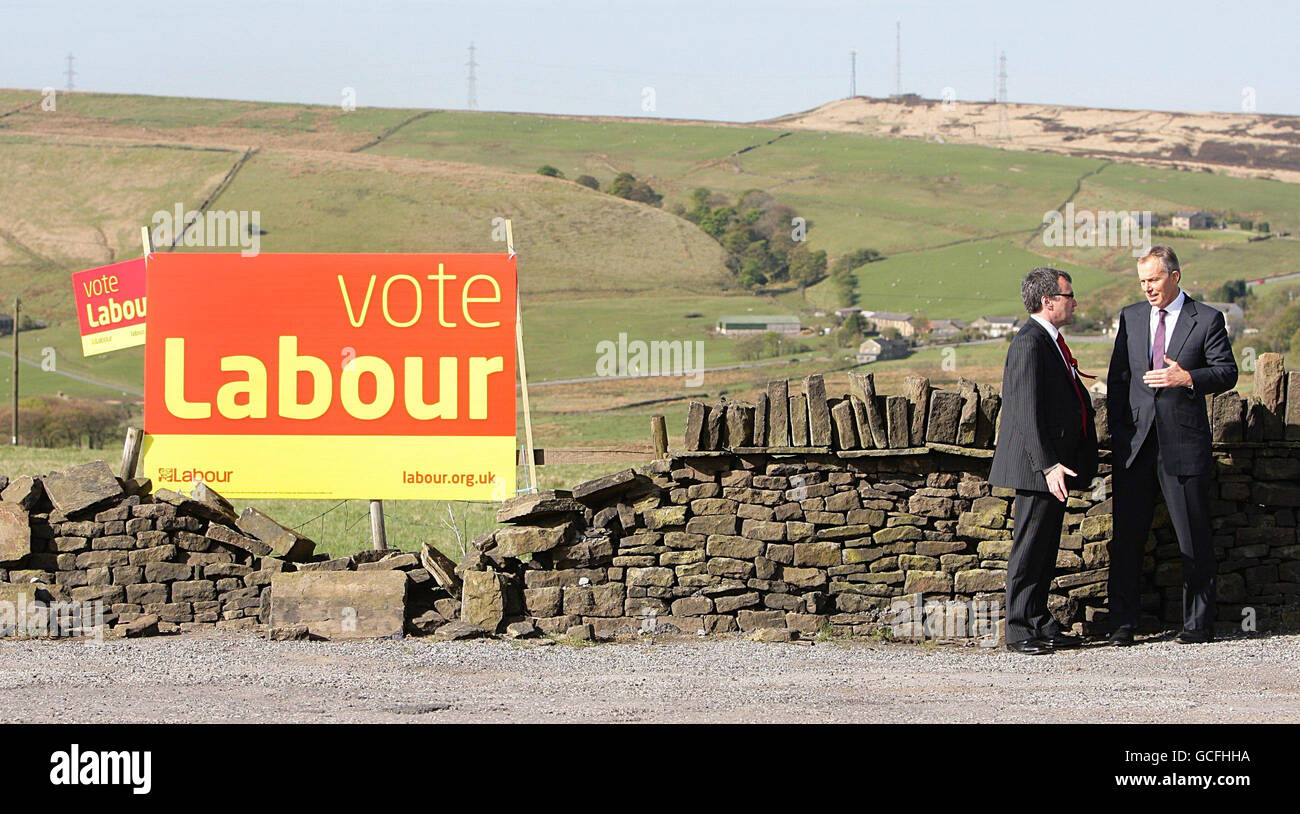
[2,88,1297,452]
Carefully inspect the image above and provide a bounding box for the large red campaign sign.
[142,253,517,500]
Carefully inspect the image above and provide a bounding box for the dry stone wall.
[4,355,1298,642]
[458,363,1300,641]
[0,461,456,638]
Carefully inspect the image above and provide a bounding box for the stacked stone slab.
[457,367,1300,641]
[0,460,459,639]
[685,373,1003,454]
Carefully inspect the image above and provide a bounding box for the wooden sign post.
[507,219,539,494]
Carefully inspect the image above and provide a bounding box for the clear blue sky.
[2,0,1297,120]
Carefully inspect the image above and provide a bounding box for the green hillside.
[2,89,1297,451]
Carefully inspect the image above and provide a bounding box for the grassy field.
[805,237,1114,320]
[1,88,1296,453]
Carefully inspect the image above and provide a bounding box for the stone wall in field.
[455,358,1300,642]
[4,353,1298,643]
[0,462,455,639]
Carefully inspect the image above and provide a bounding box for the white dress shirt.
[1148,289,1186,364]
[1031,313,1076,380]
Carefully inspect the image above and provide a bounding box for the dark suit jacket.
[1106,296,1237,476]
[989,319,1099,492]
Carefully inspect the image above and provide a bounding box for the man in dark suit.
[1106,245,1237,645]
[990,268,1098,654]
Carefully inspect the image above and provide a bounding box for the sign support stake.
[508,219,539,494]
[119,427,143,479]
[370,499,388,551]
[9,297,17,445]
[652,415,668,458]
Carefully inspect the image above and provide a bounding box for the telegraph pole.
[10,298,18,445]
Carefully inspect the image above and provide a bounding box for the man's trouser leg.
[1005,489,1067,644]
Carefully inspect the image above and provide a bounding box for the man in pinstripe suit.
[989,268,1098,654]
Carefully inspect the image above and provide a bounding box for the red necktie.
[1056,333,1089,431]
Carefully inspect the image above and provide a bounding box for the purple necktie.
[1152,309,1168,369]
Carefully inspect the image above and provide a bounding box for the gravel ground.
[0,630,1297,723]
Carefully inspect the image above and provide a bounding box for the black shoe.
[1108,627,1136,647]
[1006,638,1053,655]
[1042,632,1083,649]
[1175,628,1213,644]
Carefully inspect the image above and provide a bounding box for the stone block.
[705,535,764,560]
[1211,391,1244,443]
[270,570,408,640]
[736,609,785,630]
[0,502,30,566]
[904,570,952,595]
[1,476,44,510]
[789,394,809,445]
[572,468,643,504]
[793,541,840,567]
[236,508,316,561]
[684,401,708,450]
[40,461,123,517]
[127,583,168,605]
[955,378,979,445]
[686,515,737,536]
[804,374,833,446]
[781,566,827,589]
[955,569,1006,593]
[903,376,931,446]
[926,390,962,444]
[830,399,858,449]
[626,567,675,588]
[563,583,625,618]
[741,519,785,542]
[671,596,714,616]
[767,380,790,447]
[494,516,576,558]
[848,372,887,449]
[495,490,584,523]
[206,523,273,557]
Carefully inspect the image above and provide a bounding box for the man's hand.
[1143,356,1193,389]
[1046,463,1076,502]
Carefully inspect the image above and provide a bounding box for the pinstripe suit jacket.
[988,319,1098,492]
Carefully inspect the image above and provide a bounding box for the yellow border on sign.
[81,323,146,357]
[142,434,517,501]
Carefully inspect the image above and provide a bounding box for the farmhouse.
[856,337,909,363]
[1172,210,1215,230]
[867,311,916,337]
[715,315,801,336]
[928,318,967,340]
[971,315,1020,338]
